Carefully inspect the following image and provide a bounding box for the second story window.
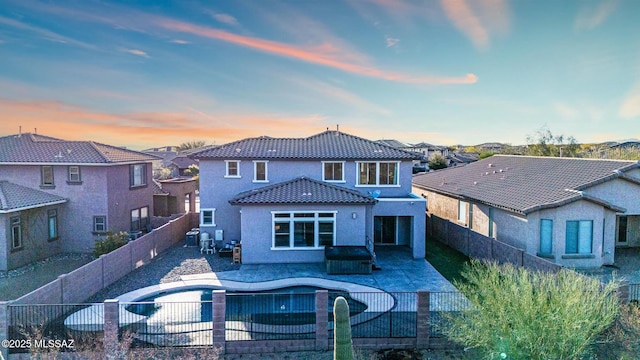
[68,166,81,183]
[356,162,399,186]
[130,164,147,187]
[41,165,54,187]
[225,160,241,177]
[253,161,268,182]
[323,162,344,182]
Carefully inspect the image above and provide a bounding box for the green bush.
[93,231,129,257]
[444,260,619,360]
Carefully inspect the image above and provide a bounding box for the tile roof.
[0,181,67,213]
[376,139,410,148]
[0,133,160,164]
[229,177,377,205]
[412,155,639,214]
[191,130,421,160]
[151,180,168,195]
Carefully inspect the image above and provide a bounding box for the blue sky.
[1,0,639,149]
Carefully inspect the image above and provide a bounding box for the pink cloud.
[440,0,490,49]
[439,0,510,49]
[0,98,332,148]
[158,18,476,84]
[9,0,477,85]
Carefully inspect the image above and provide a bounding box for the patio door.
[374,216,397,244]
[617,215,628,246]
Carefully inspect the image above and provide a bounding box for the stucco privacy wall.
[201,159,416,245]
[12,213,197,304]
[427,214,560,273]
[238,204,370,264]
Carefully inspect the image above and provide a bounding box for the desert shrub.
[594,302,640,359]
[444,260,619,360]
[93,231,129,257]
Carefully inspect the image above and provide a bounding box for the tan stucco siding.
[586,177,640,214]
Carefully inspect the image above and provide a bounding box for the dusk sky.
[1,0,639,150]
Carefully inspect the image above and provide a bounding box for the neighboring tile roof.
[229,177,377,205]
[376,139,410,148]
[0,181,67,213]
[191,130,421,160]
[412,155,639,214]
[151,180,168,195]
[0,133,160,164]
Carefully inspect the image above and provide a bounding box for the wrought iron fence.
[7,303,101,354]
[5,290,472,351]
[329,291,416,339]
[119,301,213,347]
[429,291,470,337]
[225,290,317,341]
[630,283,640,302]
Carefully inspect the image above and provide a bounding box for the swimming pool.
[126,285,368,326]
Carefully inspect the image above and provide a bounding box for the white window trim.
[200,208,217,226]
[68,166,81,182]
[253,160,269,183]
[224,160,241,178]
[354,161,401,187]
[270,210,337,250]
[93,216,107,233]
[322,161,346,183]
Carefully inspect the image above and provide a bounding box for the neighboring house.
[152,178,198,217]
[412,155,640,268]
[142,145,179,168]
[409,142,449,159]
[191,130,426,264]
[167,155,198,178]
[0,133,159,271]
[447,152,479,167]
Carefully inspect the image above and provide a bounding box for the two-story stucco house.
[191,130,426,264]
[412,155,640,268]
[0,132,158,271]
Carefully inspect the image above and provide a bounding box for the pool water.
[126,286,367,326]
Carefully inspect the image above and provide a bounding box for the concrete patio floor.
[210,246,457,293]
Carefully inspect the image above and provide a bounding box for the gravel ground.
[0,253,94,301]
[577,247,640,284]
[87,244,240,302]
